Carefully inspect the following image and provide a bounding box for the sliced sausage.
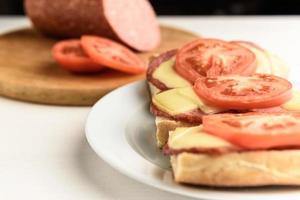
[25,0,160,51]
[150,103,204,124]
[147,49,177,90]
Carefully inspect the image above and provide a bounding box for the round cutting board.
[0,25,198,105]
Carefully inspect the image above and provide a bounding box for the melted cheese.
[152,59,191,88]
[152,87,224,115]
[282,89,300,111]
[168,126,234,149]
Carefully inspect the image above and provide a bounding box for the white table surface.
[1,16,300,200]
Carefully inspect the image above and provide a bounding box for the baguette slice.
[167,126,300,187]
[171,151,300,186]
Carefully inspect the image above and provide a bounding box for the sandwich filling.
[151,85,300,124]
[164,126,239,155]
[147,41,289,94]
[165,117,300,156]
[151,87,225,123]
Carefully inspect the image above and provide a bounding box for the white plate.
[85,80,300,200]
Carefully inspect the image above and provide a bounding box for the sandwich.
[146,38,300,186]
[165,117,300,187]
[147,38,291,147]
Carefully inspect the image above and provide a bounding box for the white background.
[1,16,300,200]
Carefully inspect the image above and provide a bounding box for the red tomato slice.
[251,106,286,113]
[203,112,300,149]
[81,36,146,74]
[175,38,257,83]
[52,39,105,73]
[194,74,292,109]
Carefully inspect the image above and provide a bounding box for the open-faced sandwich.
[147,38,300,186]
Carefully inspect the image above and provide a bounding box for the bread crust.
[171,151,300,187]
[148,83,195,147]
[148,82,161,96]
[155,117,192,147]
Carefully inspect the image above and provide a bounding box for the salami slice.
[147,49,177,91]
[151,103,287,125]
[150,103,204,124]
[163,140,300,155]
[163,144,240,155]
[25,0,160,51]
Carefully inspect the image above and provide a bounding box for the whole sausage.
[24,0,161,52]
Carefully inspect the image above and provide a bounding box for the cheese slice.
[282,89,300,111]
[152,87,224,115]
[168,126,234,150]
[238,43,272,74]
[152,59,191,88]
[267,52,289,78]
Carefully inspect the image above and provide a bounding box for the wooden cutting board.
[0,25,198,106]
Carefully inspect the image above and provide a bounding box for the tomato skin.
[52,39,105,73]
[175,38,257,83]
[81,36,145,74]
[203,112,300,149]
[194,74,292,109]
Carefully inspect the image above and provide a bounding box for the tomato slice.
[81,36,145,74]
[175,38,257,83]
[52,39,105,73]
[203,112,300,149]
[194,74,292,109]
